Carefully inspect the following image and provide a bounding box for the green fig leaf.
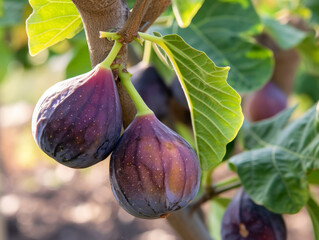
[229,104,319,214]
[153,0,274,93]
[140,33,244,170]
[262,17,307,50]
[306,197,319,240]
[26,0,82,56]
[171,0,204,28]
[0,0,27,26]
[208,198,231,240]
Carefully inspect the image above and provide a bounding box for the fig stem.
[118,66,153,116]
[190,179,241,213]
[99,38,123,69]
[142,40,152,65]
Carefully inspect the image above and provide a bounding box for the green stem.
[99,31,121,40]
[99,39,123,69]
[142,40,152,65]
[138,32,162,44]
[214,176,240,189]
[118,67,153,116]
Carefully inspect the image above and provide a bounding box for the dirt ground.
[0,102,316,240]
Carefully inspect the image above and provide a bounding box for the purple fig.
[130,63,171,120]
[32,65,122,168]
[109,113,200,219]
[244,81,287,122]
[221,189,287,240]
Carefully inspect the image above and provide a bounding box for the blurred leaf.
[304,0,319,24]
[26,0,83,56]
[172,0,204,28]
[208,198,231,240]
[298,35,319,76]
[0,0,28,26]
[306,197,319,240]
[141,33,244,170]
[0,31,12,82]
[230,104,319,214]
[294,70,319,102]
[307,170,319,185]
[163,0,273,93]
[263,17,307,50]
[66,41,91,78]
[0,0,3,16]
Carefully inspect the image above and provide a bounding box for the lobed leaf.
[26,0,82,56]
[141,33,244,170]
[230,104,319,213]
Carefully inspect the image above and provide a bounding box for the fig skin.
[109,113,200,219]
[32,65,122,168]
[244,81,287,122]
[221,189,287,240]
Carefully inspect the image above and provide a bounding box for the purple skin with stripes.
[221,189,287,240]
[32,65,122,168]
[109,114,200,219]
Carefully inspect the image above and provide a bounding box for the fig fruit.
[244,81,287,122]
[130,64,170,120]
[32,65,122,168]
[109,113,200,219]
[221,189,287,240]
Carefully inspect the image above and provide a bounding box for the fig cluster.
[32,62,200,218]
[221,189,287,240]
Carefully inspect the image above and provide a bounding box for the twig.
[118,0,150,43]
[191,181,242,213]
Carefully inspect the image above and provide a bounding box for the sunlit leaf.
[26,0,83,56]
[155,0,274,93]
[140,33,244,170]
[230,104,319,214]
[171,0,204,28]
[306,197,319,240]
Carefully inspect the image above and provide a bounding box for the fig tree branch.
[191,181,242,213]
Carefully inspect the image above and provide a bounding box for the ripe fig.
[130,63,171,120]
[244,81,287,122]
[221,188,287,240]
[32,65,122,168]
[109,113,200,219]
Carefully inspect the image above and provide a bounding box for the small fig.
[244,81,287,122]
[130,63,171,120]
[109,113,200,219]
[221,189,287,240]
[32,65,122,168]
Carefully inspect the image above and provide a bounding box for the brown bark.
[139,0,171,31]
[72,0,136,127]
[167,208,213,240]
[72,2,213,240]
[256,33,300,95]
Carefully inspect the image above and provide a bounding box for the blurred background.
[0,0,319,239]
